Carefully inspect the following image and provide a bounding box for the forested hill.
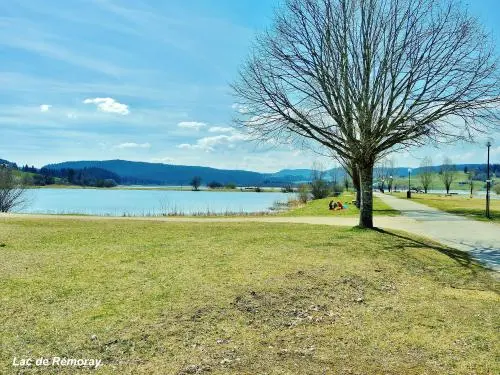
[43,160,268,186]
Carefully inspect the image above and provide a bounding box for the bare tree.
[336,157,360,207]
[440,157,456,194]
[329,161,339,185]
[385,157,396,193]
[343,173,350,191]
[468,169,475,198]
[310,161,330,199]
[419,156,434,193]
[190,176,202,191]
[233,0,500,228]
[375,158,393,192]
[0,166,27,212]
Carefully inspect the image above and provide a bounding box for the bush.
[311,179,330,200]
[494,183,500,195]
[208,181,224,189]
[225,183,237,189]
[297,184,309,203]
[331,182,344,197]
[281,184,294,193]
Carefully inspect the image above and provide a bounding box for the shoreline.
[26,185,287,193]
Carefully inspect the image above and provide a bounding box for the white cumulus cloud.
[115,142,151,149]
[83,97,130,115]
[177,121,206,130]
[40,104,52,112]
[208,126,235,133]
[177,133,248,152]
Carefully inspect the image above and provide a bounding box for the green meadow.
[1,218,498,374]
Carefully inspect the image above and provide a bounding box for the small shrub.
[311,179,330,199]
[297,184,310,203]
[208,181,224,189]
[494,183,500,195]
[331,182,344,197]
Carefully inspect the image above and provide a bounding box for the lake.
[18,188,291,216]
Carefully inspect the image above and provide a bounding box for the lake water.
[17,188,291,216]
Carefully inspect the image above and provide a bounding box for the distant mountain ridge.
[44,160,269,186]
[31,159,498,186]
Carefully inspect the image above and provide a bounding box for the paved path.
[374,193,500,271]
[2,198,499,271]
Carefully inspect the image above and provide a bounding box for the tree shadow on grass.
[370,228,499,294]
[370,227,495,271]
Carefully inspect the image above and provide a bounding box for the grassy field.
[1,218,498,374]
[393,192,500,223]
[282,192,399,217]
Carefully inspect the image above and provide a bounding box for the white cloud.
[177,121,206,130]
[231,103,249,114]
[67,112,77,119]
[208,126,235,133]
[115,142,151,149]
[83,97,130,115]
[177,133,248,152]
[40,104,52,112]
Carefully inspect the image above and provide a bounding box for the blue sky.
[1,0,499,172]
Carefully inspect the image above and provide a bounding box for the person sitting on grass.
[335,201,344,210]
[329,200,337,210]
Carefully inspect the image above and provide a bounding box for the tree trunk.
[350,166,361,209]
[359,163,374,228]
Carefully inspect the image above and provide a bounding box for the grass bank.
[1,218,498,374]
[393,192,500,223]
[282,192,399,217]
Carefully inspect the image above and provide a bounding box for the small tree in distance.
[190,176,202,191]
[297,184,310,204]
[310,162,330,199]
[468,170,475,198]
[494,182,500,195]
[0,166,27,212]
[419,157,434,194]
[440,158,456,195]
[207,181,223,189]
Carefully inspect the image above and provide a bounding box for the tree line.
[375,157,499,195]
[1,162,120,188]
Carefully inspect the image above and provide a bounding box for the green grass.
[282,192,399,217]
[1,218,498,374]
[393,192,500,223]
